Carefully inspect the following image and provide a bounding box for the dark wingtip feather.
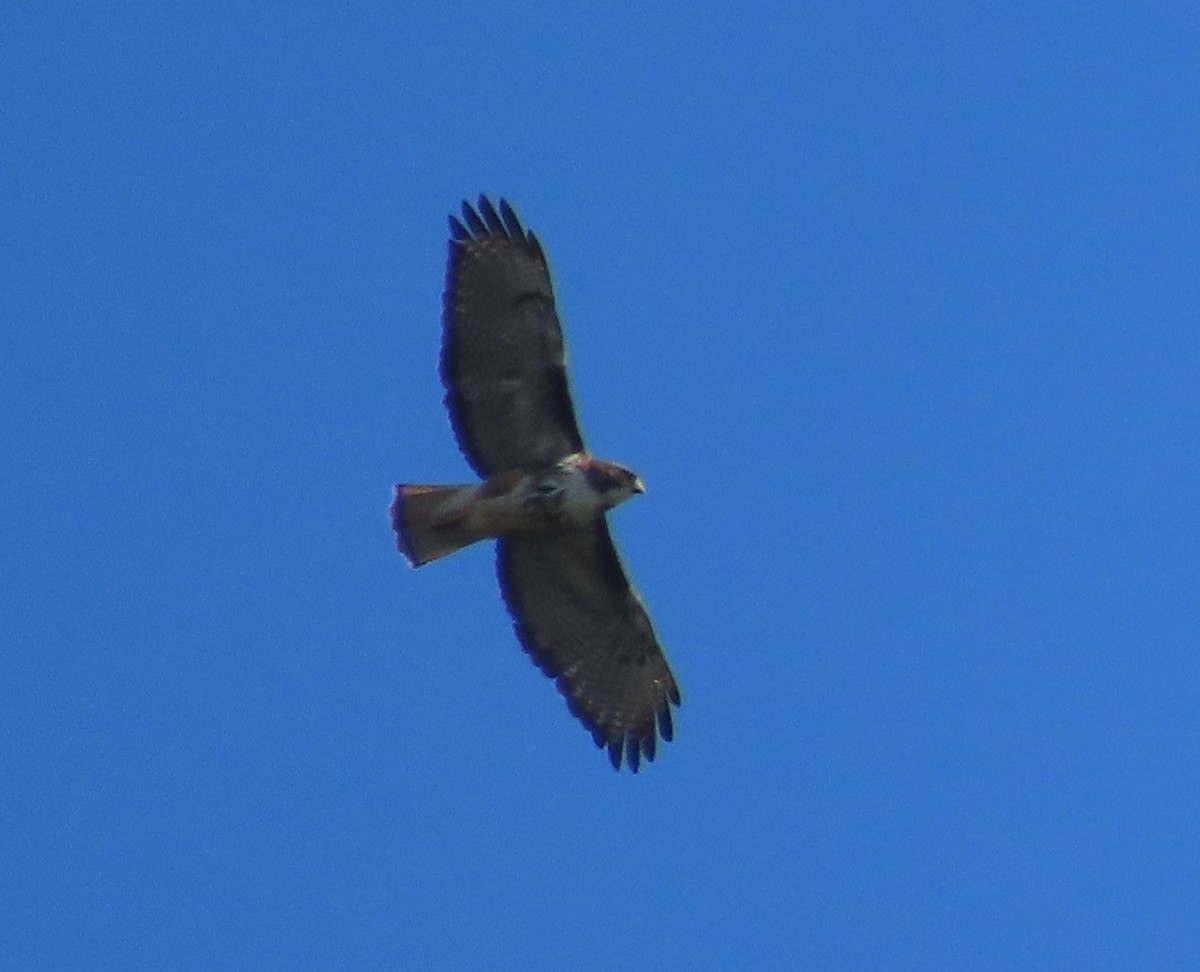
[627,735,642,773]
[498,198,524,238]
[461,199,487,236]
[642,730,657,764]
[657,701,675,743]
[476,196,505,236]
[448,213,471,241]
[607,737,623,771]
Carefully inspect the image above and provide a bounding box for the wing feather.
[440,196,585,476]
[496,522,681,772]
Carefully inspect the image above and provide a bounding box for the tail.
[391,483,485,567]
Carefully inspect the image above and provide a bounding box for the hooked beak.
[633,477,646,494]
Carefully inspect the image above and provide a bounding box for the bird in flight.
[391,196,680,772]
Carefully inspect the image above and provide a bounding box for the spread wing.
[440,196,585,477]
[497,522,681,772]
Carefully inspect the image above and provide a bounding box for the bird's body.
[391,196,680,772]
[394,453,644,566]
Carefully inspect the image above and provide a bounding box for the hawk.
[391,196,681,772]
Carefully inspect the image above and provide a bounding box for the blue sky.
[3,3,1198,968]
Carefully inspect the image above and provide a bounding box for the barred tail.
[391,484,484,567]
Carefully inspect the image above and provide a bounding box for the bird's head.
[581,457,645,510]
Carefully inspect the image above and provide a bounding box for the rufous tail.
[391,484,484,567]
